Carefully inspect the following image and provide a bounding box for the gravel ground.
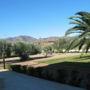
[0,70,85,90]
[13,53,80,67]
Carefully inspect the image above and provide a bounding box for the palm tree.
[65,11,90,53]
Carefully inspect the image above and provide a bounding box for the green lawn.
[38,55,90,64]
[37,55,90,68]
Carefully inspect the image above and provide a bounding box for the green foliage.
[43,45,53,57]
[69,70,80,86]
[13,42,41,60]
[6,64,12,70]
[13,42,31,60]
[10,64,89,89]
[0,40,12,57]
[57,69,66,83]
[5,43,12,57]
[27,67,35,76]
[0,40,12,69]
[66,11,90,53]
[29,44,41,55]
[10,65,21,72]
[37,55,90,65]
[53,38,72,53]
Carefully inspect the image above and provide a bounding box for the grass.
[38,55,90,64]
[38,55,90,68]
[37,54,90,68]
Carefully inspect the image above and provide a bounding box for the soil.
[0,53,80,68]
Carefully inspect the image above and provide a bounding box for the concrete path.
[0,70,85,90]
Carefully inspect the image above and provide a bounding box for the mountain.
[38,37,61,42]
[2,35,72,43]
[5,35,37,43]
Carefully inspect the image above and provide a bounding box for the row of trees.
[0,41,41,69]
[0,38,72,69]
[42,38,73,57]
[0,39,70,61]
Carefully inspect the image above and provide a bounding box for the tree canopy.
[66,11,90,53]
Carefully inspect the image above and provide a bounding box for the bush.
[11,65,21,72]
[69,70,80,87]
[33,67,43,77]
[27,66,35,76]
[86,73,90,89]
[57,69,67,83]
[41,69,53,80]
[20,65,27,74]
[9,64,89,89]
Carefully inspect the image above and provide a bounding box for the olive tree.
[0,40,12,69]
[43,45,53,57]
[13,42,41,61]
[53,38,71,53]
[13,42,30,60]
[30,44,41,55]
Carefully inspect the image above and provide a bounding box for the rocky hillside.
[5,36,37,43]
[2,35,72,43]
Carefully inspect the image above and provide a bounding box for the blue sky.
[0,0,90,38]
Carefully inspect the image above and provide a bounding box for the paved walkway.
[0,70,85,90]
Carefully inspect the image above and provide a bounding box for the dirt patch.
[13,53,80,67]
[0,53,80,68]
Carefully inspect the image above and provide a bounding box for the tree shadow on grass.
[43,61,90,70]
[75,55,90,59]
[30,56,51,61]
[73,55,90,61]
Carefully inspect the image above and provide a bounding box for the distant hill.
[37,37,61,42]
[5,35,37,43]
[1,35,72,43]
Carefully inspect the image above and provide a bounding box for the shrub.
[86,73,90,90]
[11,65,21,72]
[69,70,80,87]
[57,69,67,83]
[20,65,27,74]
[27,66,35,76]
[9,64,89,89]
[33,67,43,77]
